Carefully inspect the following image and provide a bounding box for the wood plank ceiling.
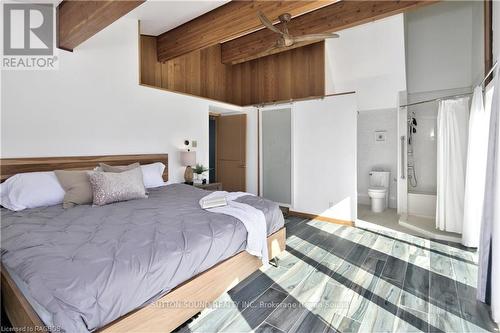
[156,0,334,62]
[58,0,144,51]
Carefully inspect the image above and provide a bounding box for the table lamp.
[180,151,196,184]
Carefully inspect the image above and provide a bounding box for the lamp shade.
[180,151,196,166]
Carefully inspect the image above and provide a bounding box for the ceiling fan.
[258,11,339,50]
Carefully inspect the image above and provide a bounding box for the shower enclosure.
[405,102,438,219]
[397,88,468,240]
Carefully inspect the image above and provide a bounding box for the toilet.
[368,171,391,213]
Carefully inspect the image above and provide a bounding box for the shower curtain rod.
[399,92,472,108]
[400,61,498,109]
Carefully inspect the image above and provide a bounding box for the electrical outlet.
[192,140,198,148]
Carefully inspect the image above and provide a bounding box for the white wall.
[357,109,398,208]
[325,14,407,111]
[405,1,484,95]
[293,94,358,221]
[0,17,243,185]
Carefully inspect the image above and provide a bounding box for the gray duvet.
[1,184,284,332]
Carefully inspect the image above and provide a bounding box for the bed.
[0,154,286,333]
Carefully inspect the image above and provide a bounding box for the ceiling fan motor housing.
[278,13,292,23]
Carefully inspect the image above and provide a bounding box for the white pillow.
[0,171,65,211]
[141,162,166,188]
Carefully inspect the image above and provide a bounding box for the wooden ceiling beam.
[57,0,144,51]
[156,0,335,63]
[221,0,439,64]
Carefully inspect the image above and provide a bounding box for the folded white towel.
[198,191,249,207]
[199,191,269,266]
[200,195,227,209]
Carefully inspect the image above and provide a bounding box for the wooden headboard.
[0,154,168,182]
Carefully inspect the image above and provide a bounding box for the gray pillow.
[88,167,147,206]
[99,162,140,173]
[54,170,93,208]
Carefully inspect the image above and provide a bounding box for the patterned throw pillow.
[87,167,147,206]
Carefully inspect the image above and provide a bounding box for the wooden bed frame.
[0,154,286,333]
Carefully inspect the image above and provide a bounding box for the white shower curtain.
[477,66,499,324]
[462,86,490,247]
[436,97,469,233]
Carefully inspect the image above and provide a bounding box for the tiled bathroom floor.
[357,204,462,243]
[399,215,462,243]
[357,204,425,237]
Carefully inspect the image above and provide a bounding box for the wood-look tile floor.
[176,217,499,333]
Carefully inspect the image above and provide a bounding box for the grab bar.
[400,136,406,180]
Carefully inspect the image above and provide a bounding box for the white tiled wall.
[357,109,398,208]
[407,103,438,194]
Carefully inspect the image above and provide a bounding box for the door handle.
[239,165,246,168]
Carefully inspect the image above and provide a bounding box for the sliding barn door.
[217,114,246,192]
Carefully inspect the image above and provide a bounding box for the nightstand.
[193,182,222,191]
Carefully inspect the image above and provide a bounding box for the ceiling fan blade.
[258,11,284,36]
[263,44,279,55]
[292,33,340,43]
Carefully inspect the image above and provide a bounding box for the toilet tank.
[369,171,391,188]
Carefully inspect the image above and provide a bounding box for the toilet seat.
[368,186,387,193]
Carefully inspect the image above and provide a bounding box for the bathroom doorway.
[355,98,465,240]
[354,95,445,238]
[355,109,402,233]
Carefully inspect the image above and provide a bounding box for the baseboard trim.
[289,211,354,226]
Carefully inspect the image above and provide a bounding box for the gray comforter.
[1,184,284,332]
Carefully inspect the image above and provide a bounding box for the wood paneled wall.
[226,42,324,106]
[140,36,162,86]
[140,35,230,102]
[139,35,324,106]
